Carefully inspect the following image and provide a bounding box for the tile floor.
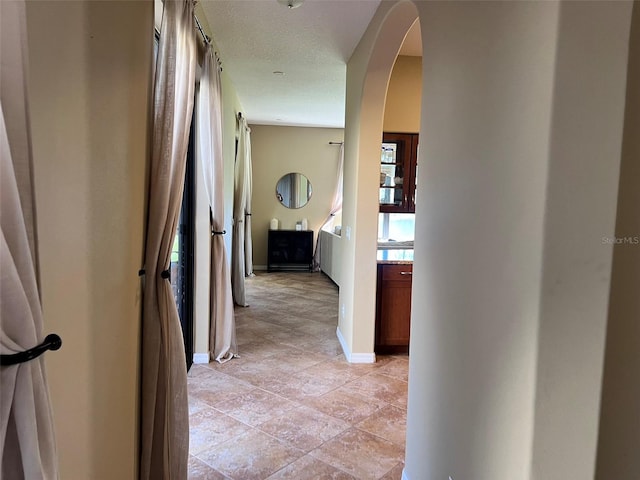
[187,272,408,480]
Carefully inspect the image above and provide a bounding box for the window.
[378,213,415,241]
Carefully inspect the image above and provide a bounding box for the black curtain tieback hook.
[1,334,62,366]
[212,230,226,236]
[138,269,145,276]
[161,269,171,280]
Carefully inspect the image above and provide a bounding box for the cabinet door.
[408,134,418,212]
[380,133,418,213]
[375,264,412,352]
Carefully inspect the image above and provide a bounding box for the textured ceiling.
[197,1,422,128]
[199,0,382,128]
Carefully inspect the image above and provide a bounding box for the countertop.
[377,248,414,264]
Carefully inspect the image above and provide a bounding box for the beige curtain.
[196,46,237,363]
[0,0,58,478]
[313,143,344,270]
[244,130,254,277]
[231,116,253,306]
[140,0,196,478]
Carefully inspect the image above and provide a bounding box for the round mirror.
[276,173,312,209]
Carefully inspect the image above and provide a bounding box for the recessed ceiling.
[198,0,382,128]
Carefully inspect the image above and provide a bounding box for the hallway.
[187,272,408,479]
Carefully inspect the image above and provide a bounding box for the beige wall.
[407,2,558,477]
[595,2,640,478]
[249,125,344,268]
[401,1,632,479]
[529,2,632,478]
[383,55,422,133]
[26,1,152,478]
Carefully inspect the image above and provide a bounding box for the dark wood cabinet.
[379,132,419,213]
[375,263,412,354]
[267,230,313,272]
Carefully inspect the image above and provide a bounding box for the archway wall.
[342,1,633,477]
[406,2,560,477]
[530,2,633,478]
[595,2,640,478]
[405,1,633,479]
[339,0,419,358]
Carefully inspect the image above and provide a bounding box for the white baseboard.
[350,352,376,363]
[336,327,376,364]
[253,264,267,271]
[336,326,349,358]
[401,468,409,480]
[192,353,209,364]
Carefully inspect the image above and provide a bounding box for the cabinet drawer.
[381,264,413,281]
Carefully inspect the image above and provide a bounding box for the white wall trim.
[336,326,350,359]
[350,352,376,363]
[193,353,209,364]
[253,264,268,271]
[336,327,376,364]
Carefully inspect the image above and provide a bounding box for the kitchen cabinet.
[379,132,419,213]
[375,263,412,354]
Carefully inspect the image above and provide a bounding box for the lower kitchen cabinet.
[375,263,412,354]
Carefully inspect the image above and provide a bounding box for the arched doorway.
[338,1,419,360]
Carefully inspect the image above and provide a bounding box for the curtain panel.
[140,0,196,478]
[231,116,253,306]
[244,129,254,278]
[0,1,59,478]
[313,143,344,270]
[196,45,237,363]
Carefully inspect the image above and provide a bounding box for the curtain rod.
[194,14,210,45]
[194,14,223,70]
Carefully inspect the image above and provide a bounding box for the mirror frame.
[275,172,313,209]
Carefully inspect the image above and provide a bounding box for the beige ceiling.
[196,0,421,128]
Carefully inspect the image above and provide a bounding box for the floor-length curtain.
[0,2,58,477]
[196,45,237,363]
[244,128,254,278]
[231,115,253,306]
[313,143,344,270]
[140,1,196,478]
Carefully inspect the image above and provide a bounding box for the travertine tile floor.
[187,272,408,480]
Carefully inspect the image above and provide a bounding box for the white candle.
[270,218,279,230]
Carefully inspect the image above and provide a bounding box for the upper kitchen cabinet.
[379,132,419,213]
